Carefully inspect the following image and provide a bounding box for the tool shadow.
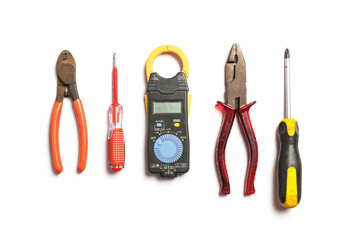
[48,66,59,175]
[273,129,288,212]
[48,113,59,175]
[105,134,118,175]
[214,104,228,196]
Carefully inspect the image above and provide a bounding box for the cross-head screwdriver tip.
[284,48,290,59]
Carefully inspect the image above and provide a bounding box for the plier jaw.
[216,44,258,195]
[225,43,247,109]
[55,50,79,102]
[50,50,88,174]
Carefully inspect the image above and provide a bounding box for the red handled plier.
[216,44,258,195]
[50,50,88,174]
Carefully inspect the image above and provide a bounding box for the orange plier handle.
[50,99,88,174]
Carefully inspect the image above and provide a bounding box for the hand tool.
[50,50,88,174]
[215,43,258,195]
[145,45,191,177]
[108,53,125,171]
[277,48,302,208]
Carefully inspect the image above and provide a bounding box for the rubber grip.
[50,101,63,174]
[277,120,302,208]
[238,101,258,195]
[215,102,236,195]
[73,99,88,173]
[108,128,125,171]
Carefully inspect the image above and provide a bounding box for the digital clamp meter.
[145,45,191,177]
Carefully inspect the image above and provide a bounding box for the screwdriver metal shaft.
[284,49,291,119]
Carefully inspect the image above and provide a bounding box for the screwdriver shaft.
[113,53,118,104]
[284,49,291,119]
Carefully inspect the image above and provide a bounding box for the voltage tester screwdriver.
[277,49,302,208]
[108,53,125,171]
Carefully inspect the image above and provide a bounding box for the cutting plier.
[216,44,258,195]
[50,50,88,174]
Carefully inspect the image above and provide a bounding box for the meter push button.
[154,134,183,163]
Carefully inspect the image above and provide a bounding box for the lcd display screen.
[153,102,182,114]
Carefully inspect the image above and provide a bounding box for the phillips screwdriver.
[108,53,125,171]
[277,49,302,208]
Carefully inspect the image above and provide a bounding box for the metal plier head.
[55,50,79,102]
[225,43,246,109]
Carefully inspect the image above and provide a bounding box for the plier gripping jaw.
[216,44,258,195]
[225,43,247,109]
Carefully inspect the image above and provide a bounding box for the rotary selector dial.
[154,134,183,163]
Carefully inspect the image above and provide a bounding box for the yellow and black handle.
[277,119,302,208]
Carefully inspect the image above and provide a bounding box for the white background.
[0,0,358,239]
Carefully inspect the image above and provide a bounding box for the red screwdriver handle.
[215,101,236,195]
[108,128,125,171]
[238,101,258,195]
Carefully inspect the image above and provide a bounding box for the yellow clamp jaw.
[146,45,189,81]
[145,45,191,116]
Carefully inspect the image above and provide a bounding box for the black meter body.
[146,72,189,177]
[145,45,190,177]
